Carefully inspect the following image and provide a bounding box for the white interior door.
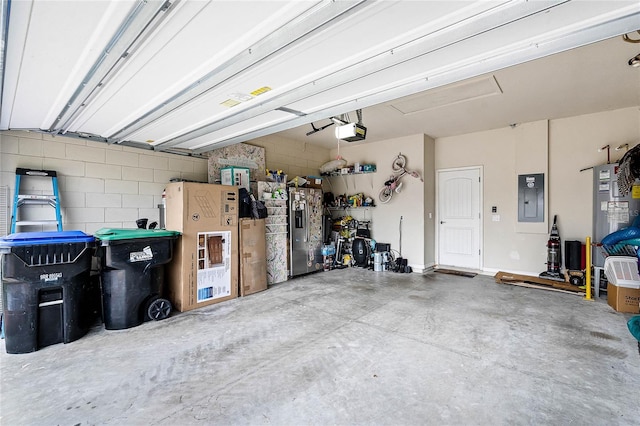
[437,168,482,269]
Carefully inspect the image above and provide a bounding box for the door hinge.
[479,249,481,255]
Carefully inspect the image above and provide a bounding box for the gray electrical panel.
[518,173,544,222]
[592,163,640,268]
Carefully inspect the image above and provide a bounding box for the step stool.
[10,168,63,233]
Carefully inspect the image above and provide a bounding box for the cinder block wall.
[0,131,208,235]
[247,134,331,178]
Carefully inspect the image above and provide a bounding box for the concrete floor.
[1,269,639,425]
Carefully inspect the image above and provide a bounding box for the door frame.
[435,165,484,271]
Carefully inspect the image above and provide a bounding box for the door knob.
[440,221,446,224]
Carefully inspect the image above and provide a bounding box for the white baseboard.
[481,267,542,277]
[409,263,435,274]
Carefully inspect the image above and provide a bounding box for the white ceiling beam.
[109,0,369,143]
[3,0,637,151]
[156,0,567,150]
[188,5,640,153]
[0,0,32,130]
[0,0,11,112]
[50,0,175,133]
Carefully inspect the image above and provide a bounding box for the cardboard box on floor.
[239,218,268,296]
[165,182,238,312]
[607,282,640,314]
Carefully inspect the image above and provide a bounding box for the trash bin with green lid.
[94,228,179,330]
[0,231,95,354]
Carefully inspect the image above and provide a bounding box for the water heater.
[592,163,640,268]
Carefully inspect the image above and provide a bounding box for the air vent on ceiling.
[390,75,503,114]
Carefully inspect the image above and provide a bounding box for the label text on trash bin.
[129,246,153,262]
[40,272,63,281]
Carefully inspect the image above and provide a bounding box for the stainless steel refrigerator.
[288,187,324,276]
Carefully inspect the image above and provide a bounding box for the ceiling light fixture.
[628,53,640,67]
[334,109,366,142]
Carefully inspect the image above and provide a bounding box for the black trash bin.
[94,228,179,330]
[0,231,95,354]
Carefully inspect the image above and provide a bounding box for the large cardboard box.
[239,218,268,296]
[165,182,238,312]
[305,175,323,189]
[221,166,250,191]
[607,282,640,314]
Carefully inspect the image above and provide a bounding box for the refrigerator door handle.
[300,200,308,242]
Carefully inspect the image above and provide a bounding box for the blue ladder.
[10,168,63,233]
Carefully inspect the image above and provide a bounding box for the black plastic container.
[565,240,582,271]
[352,238,369,267]
[94,228,179,330]
[0,231,95,354]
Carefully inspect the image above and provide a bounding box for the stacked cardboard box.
[304,175,323,189]
[604,256,640,313]
[165,182,238,312]
[239,218,267,296]
[607,283,640,313]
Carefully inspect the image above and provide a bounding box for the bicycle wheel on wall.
[379,186,393,204]
[392,154,406,172]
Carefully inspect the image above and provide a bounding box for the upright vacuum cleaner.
[540,215,565,281]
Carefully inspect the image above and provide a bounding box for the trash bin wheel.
[147,297,172,321]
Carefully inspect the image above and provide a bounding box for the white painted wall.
[423,135,436,268]
[437,106,640,275]
[328,135,433,271]
[437,121,549,275]
[0,131,208,235]
[2,106,636,276]
[549,108,640,242]
[247,134,332,178]
[321,106,638,275]
[0,131,332,237]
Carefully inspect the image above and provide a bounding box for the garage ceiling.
[1,1,639,154]
[281,33,640,149]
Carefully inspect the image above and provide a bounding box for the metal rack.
[258,182,288,284]
[324,169,376,192]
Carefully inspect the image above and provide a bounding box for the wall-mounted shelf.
[327,205,374,221]
[327,206,375,210]
[324,170,377,192]
[323,170,376,177]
